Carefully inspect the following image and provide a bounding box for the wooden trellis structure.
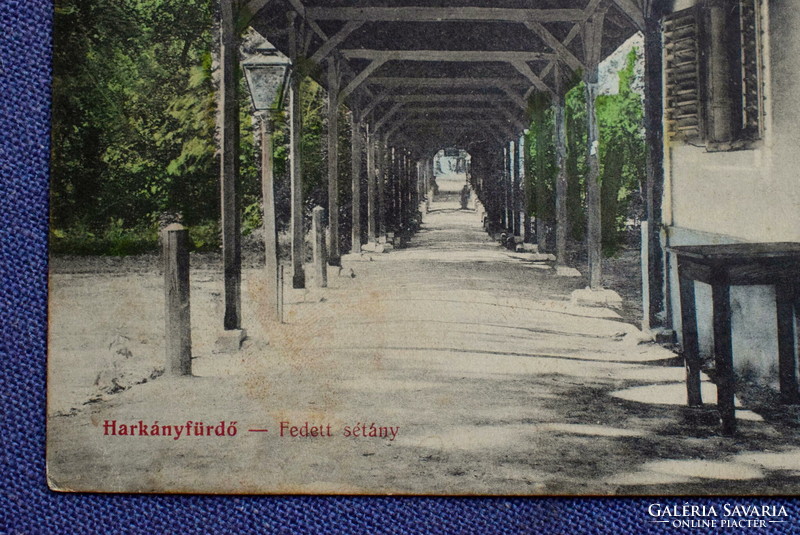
[220,0,667,334]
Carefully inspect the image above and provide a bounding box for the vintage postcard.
[47,0,800,502]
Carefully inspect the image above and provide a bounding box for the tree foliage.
[524,47,644,256]
[52,0,216,237]
[51,0,352,255]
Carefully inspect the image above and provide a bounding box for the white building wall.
[664,0,798,386]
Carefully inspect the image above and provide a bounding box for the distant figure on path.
[460,184,470,210]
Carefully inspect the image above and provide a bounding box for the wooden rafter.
[305,7,586,23]
[283,0,375,102]
[373,102,404,132]
[341,49,556,63]
[394,118,516,138]
[388,119,515,141]
[339,59,386,102]
[582,8,608,74]
[608,0,645,31]
[510,60,554,96]
[523,21,586,74]
[360,90,389,119]
[495,82,529,112]
[539,0,603,81]
[239,0,273,27]
[386,94,516,104]
[309,21,363,64]
[491,104,526,131]
[396,106,502,115]
[368,77,528,88]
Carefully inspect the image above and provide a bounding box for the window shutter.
[664,8,705,142]
[739,0,763,139]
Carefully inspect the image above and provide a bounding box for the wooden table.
[669,242,800,435]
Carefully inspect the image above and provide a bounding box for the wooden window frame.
[663,0,765,151]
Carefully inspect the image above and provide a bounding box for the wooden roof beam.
[306,7,585,23]
[309,21,363,63]
[395,106,501,115]
[538,0,603,81]
[339,59,386,102]
[608,0,645,31]
[240,0,273,27]
[523,21,586,74]
[373,102,404,132]
[367,77,528,88]
[366,77,530,113]
[360,90,389,119]
[496,83,529,113]
[341,50,556,63]
[285,0,375,102]
[386,94,516,104]
[582,8,608,77]
[394,118,516,138]
[388,123,507,143]
[395,105,524,131]
[491,104,526,132]
[511,60,555,97]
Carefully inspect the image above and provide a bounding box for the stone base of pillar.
[555,266,582,277]
[638,327,677,344]
[570,287,623,308]
[213,329,247,354]
[292,274,305,289]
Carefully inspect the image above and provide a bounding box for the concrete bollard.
[313,206,328,288]
[163,223,191,376]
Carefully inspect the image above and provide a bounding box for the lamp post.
[243,49,291,320]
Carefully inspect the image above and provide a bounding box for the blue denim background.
[1,1,797,533]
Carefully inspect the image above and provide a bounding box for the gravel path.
[47,184,800,495]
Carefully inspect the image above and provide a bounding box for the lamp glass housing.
[242,53,291,112]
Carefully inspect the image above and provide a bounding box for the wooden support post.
[510,139,520,236]
[367,125,377,242]
[327,59,341,266]
[377,136,386,237]
[312,206,328,287]
[554,94,568,265]
[407,152,413,220]
[260,115,279,321]
[220,0,241,329]
[289,78,305,288]
[426,158,433,212]
[387,146,395,230]
[403,151,410,226]
[501,146,509,230]
[163,224,191,376]
[776,285,799,403]
[585,79,602,289]
[418,157,423,207]
[520,134,531,242]
[712,274,736,435]
[678,268,703,407]
[644,9,666,329]
[289,13,305,289]
[351,114,362,254]
[396,148,404,230]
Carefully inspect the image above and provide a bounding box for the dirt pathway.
[47,183,800,495]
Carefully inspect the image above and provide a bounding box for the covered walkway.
[47,183,800,495]
[46,0,800,495]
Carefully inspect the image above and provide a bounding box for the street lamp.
[242,48,291,113]
[242,48,292,321]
